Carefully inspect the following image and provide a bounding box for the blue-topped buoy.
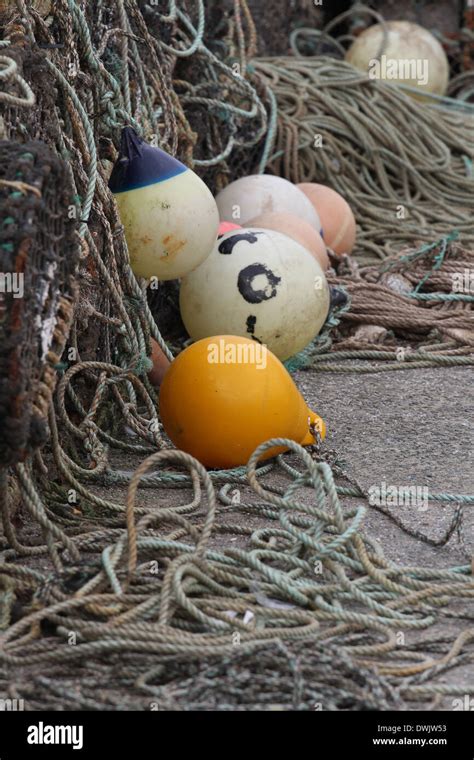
[109,128,219,280]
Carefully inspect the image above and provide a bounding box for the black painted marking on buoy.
[246,315,257,334]
[237,263,281,304]
[218,231,263,255]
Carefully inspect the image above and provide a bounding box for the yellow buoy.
[109,128,219,280]
[159,335,326,469]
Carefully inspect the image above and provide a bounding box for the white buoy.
[345,21,449,99]
[215,174,322,234]
[109,128,219,280]
[179,227,330,361]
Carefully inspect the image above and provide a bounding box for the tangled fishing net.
[0,638,405,710]
[256,56,474,261]
[0,0,473,711]
[0,139,79,467]
[256,3,474,369]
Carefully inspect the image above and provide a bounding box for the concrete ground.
[298,365,474,569]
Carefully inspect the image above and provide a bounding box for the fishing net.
[253,3,474,370]
[0,638,405,710]
[0,0,473,712]
[1,437,473,709]
[138,639,405,711]
[255,57,474,262]
[0,139,79,467]
[328,239,474,353]
[290,1,474,93]
[284,234,474,372]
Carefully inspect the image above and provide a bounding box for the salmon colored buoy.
[109,127,219,280]
[218,221,242,237]
[216,175,322,233]
[147,338,171,387]
[297,183,356,256]
[245,211,329,270]
[159,335,326,469]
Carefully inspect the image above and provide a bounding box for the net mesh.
[0,139,79,466]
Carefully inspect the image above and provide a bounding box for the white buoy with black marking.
[109,128,219,280]
[179,227,330,361]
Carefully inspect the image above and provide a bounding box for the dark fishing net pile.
[0,639,405,710]
[0,0,473,712]
[0,139,79,467]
